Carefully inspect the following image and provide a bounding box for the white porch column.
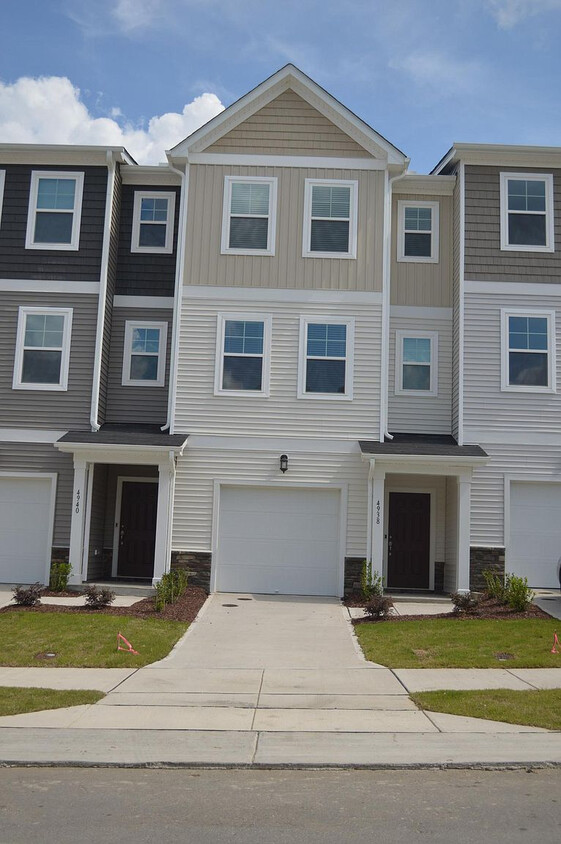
[456,471,472,593]
[153,452,176,584]
[371,464,386,581]
[68,457,89,586]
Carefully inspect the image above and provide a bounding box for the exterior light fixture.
[280,454,288,473]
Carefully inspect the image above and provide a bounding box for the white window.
[122,321,168,387]
[397,201,439,262]
[215,314,271,395]
[25,171,84,250]
[500,173,554,252]
[131,191,176,254]
[501,309,555,393]
[221,177,277,256]
[298,317,354,400]
[395,331,438,396]
[0,170,5,229]
[13,307,73,391]
[303,179,358,259]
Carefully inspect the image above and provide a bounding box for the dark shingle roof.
[57,424,188,449]
[359,433,487,459]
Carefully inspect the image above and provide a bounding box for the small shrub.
[49,561,72,592]
[504,573,534,612]
[364,595,394,619]
[450,591,479,613]
[154,569,188,612]
[360,560,384,601]
[83,585,115,609]
[12,583,42,606]
[482,568,505,601]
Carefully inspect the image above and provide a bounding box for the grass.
[0,613,188,668]
[412,689,561,731]
[0,687,104,717]
[355,617,561,668]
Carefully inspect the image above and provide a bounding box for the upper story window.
[298,317,354,400]
[500,173,554,252]
[122,321,168,387]
[303,180,358,258]
[221,177,277,256]
[397,201,439,263]
[215,314,271,395]
[13,307,73,391]
[395,331,438,396]
[501,310,555,393]
[131,191,175,253]
[25,171,84,250]
[0,170,5,229]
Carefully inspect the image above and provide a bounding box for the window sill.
[500,244,554,254]
[12,383,67,391]
[397,255,439,264]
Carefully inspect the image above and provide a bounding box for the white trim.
[297,315,354,401]
[122,320,168,387]
[214,313,272,397]
[25,171,84,251]
[391,305,452,320]
[113,295,174,309]
[186,435,361,453]
[131,190,176,254]
[188,152,385,170]
[121,167,181,186]
[164,163,188,435]
[12,306,73,391]
[384,486,436,591]
[221,176,277,256]
[394,330,438,397]
[0,428,67,443]
[0,169,5,228]
[464,429,561,446]
[183,285,382,305]
[500,308,555,393]
[56,443,187,459]
[458,161,465,445]
[302,178,358,259]
[81,463,94,581]
[499,172,554,253]
[466,279,561,297]
[0,279,99,294]
[112,477,159,578]
[393,175,456,196]
[363,455,488,471]
[397,200,439,263]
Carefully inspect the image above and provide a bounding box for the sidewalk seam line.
[250,670,265,731]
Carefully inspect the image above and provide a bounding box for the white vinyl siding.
[25,171,84,250]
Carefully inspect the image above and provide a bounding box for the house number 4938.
[75,489,81,514]
[376,500,381,525]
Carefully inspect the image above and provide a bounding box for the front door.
[387,492,430,589]
[116,480,158,579]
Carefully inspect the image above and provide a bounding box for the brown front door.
[387,492,430,589]
[117,481,158,579]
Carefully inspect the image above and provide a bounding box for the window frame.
[500,308,556,393]
[0,170,5,229]
[395,330,438,397]
[221,176,277,256]
[214,313,272,397]
[397,200,439,263]
[499,172,554,253]
[302,179,358,259]
[297,316,355,401]
[122,320,168,387]
[25,171,84,251]
[13,306,73,391]
[131,191,176,254]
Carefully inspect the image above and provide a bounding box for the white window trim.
[297,315,355,401]
[0,170,5,229]
[25,171,84,251]
[214,313,272,397]
[500,308,556,393]
[499,172,554,253]
[397,200,439,263]
[13,306,73,391]
[122,320,168,387]
[131,191,176,254]
[302,179,358,259]
[221,176,277,256]
[394,330,438,397]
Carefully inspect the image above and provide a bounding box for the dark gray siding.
[115,184,180,297]
[0,164,107,281]
[465,165,561,281]
[0,291,98,429]
[98,165,122,423]
[105,306,172,424]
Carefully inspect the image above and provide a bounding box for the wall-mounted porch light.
[279,454,288,473]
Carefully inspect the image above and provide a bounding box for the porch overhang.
[55,424,188,464]
[359,434,489,472]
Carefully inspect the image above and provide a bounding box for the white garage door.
[509,482,561,588]
[216,486,341,596]
[0,477,53,584]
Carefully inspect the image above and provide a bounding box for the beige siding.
[390,194,453,307]
[386,474,446,561]
[185,164,384,292]
[175,296,381,440]
[204,90,372,157]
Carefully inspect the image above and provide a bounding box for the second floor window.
[298,318,354,399]
[221,177,277,255]
[122,321,168,386]
[131,192,175,253]
[215,314,271,395]
[500,173,554,252]
[395,332,438,396]
[26,172,84,250]
[501,310,555,392]
[303,180,358,258]
[397,201,439,262]
[13,307,73,391]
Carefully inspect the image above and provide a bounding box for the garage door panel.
[0,478,52,585]
[219,538,339,568]
[218,563,339,597]
[220,512,337,543]
[222,487,340,517]
[510,482,561,588]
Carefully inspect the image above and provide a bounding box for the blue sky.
[1,0,560,169]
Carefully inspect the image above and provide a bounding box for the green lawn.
[355,617,561,668]
[0,613,188,668]
[412,689,561,731]
[0,687,104,717]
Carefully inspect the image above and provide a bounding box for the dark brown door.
[117,481,158,579]
[387,492,430,589]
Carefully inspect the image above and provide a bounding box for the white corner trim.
[131,190,176,254]
[220,175,277,256]
[188,152,385,170]
[113,295,175,309]
[0,428,67,443]
[499,171,554,253]
[122,320,168,387]
[465,279,561,297]
[182,285,383,305]
[302,178,358,259]
[297,315,355,401]
[390,306,452,320]
[396,199,439,264]
[25,170,84,251]
[0,279,100,294]
[214,312,272,397]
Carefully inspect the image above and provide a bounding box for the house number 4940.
[75,489,81,514]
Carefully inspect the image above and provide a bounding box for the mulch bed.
[1,586,208,624]
[348,594,551,624]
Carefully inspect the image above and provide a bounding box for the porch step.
[80,581,156,598]
[385,592,452,604]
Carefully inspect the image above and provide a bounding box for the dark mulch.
[40,589,84,598]
[1,586,208,624]
[350,594,550,624]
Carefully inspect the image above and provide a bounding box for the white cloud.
[0,76,224,163]
[389,50,486,97]
[486,0,561,28]
[111,0,166,32]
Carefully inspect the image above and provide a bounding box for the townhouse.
[0,65,559,595]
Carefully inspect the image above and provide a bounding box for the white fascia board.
[182,285,382,305]
[0,145,135,166]
[55,443,188,462]
[391,306,452,319]
[433,142,561,172]
[121,166,181,186]
[393,175,456,196]
[189,152,385,170]
[0,279,99,294]
[0,428,67,443]
[186,435,362,453]
[113,295,174,309]
[465,280,561,297]
[361,453,489,470]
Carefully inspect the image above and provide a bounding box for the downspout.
[90,150,117,431]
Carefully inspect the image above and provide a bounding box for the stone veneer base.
[470,546,505,592]
[171,551,211,592]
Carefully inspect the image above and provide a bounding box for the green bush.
[504,573,534,612]
[482,569,505,601]
[360,560,384,601]
[154,569,188,612]
[49,561,72,592]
